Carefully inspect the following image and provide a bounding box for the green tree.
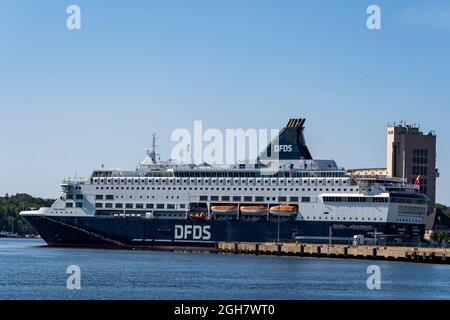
[0,194,54,235]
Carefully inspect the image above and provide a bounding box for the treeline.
[0,194,54,235]
[436,203,450,218]
[432,231,450,244]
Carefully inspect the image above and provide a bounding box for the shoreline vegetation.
[0,194,54,237]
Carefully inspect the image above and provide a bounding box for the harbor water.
[1,238,449,300]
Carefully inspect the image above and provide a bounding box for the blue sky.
[0,1,449,204]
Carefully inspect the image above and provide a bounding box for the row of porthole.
[91,178,351,187]
[304,216,384,221]
[94,186,357,192]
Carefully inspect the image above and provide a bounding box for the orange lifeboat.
[190,212,207,220]
[240,205,267,216]
[211,205,238,215]
[269,205,297,217]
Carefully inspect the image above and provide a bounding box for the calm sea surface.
[0,238,449,300]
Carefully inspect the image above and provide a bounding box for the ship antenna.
[148,133,160,164]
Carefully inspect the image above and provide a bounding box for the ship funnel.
[259,118,313,162]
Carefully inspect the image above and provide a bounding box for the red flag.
[414,175,421,185]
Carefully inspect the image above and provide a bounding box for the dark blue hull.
[21,215,425,250]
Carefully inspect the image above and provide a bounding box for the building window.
[95,195,103,200]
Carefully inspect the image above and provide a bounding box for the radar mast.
[147,133,160,164]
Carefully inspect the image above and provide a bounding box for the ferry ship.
[20,119,429,250]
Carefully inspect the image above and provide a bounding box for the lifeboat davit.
[269,205,297,217]
[211,205,239,216]
[240,205,267,216]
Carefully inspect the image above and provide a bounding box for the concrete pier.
[217,242,450,264]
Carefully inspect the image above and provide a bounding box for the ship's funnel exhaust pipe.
[259,118,313,162]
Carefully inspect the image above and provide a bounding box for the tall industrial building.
[386,122,438,214]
